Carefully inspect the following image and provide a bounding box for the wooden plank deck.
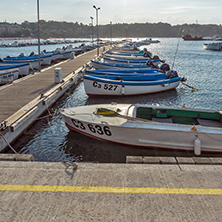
[0,48,101,123]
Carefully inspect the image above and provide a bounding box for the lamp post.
[93,5,100,56]
[37,0,41,72]
[110,21,112,46]
[90,16,93,44]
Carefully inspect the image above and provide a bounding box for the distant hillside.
[1,20,222,38]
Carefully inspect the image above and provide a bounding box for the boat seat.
[152,117,173,123]
[197,118,222,128]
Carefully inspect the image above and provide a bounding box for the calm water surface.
[6,38,222,162]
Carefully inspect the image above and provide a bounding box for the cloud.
[159,5,218,14]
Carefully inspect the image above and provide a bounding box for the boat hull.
[0,68,19,84]
[61,104,222,154]
[0,63,30,75]
[203,42,222,51]
[91,60,154,70]
[83,76,180,96]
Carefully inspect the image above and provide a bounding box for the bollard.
[54,68,62,83]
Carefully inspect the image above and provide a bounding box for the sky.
[1,0,222,26]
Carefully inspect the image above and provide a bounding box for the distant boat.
[182,21,204,41]
[182,34,203,41]
[203,42,222,51]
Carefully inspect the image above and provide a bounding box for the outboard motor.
[29,52,34,56]
[165,70,178,79]
[19,53,24,57]
[143,51,152,58]
[146,59,158,69]
[160,63,170,72]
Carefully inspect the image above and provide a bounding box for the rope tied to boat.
[181,80,198,91]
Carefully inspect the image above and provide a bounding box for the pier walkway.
[0,159,222,221]
[0,49,101,123]
[0,47,105,151]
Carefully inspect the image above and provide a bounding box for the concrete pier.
[0,48,105,151]
[0,160,222,221]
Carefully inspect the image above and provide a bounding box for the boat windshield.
[127,105,135,117]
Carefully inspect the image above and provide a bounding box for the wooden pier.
[0,47,105,151]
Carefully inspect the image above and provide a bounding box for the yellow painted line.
[0,184,222,195]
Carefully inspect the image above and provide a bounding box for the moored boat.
[0,62,30,75]
[2,58,43,70]
[85,69,162,76]
[103,56,159,66]
[0,68,20,85]
[91,60,156,70]
[4,54,52,65]
[83,72,181,96]
[105,50,145,57]
[203,42,222,51]
[60,103,222,155]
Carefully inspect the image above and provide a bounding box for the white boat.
[60,103,222,155]
[138,38,160,45]
[85,69,164,76]
[59,51,75,59]
[105,50,144,56]
[203,42,222,51]
[83,73,181,96]
[91,60,156,70]
[0,68,20,85]
[103,56,159,66]
[4,54,52,65]
[104,53,147,59]
[0,62,30,75]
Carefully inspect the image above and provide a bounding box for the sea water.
[5,38,222,162]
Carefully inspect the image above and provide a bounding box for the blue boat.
[83,74,182,96]
[85,69,161,75]
[85,73,168,81]
[4,54,52,65]
[105,50,145,57]
[91,60,156,70]
[103,56,159,65]
[1,59,43,70]
[0,63,30,75]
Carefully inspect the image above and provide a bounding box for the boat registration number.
[93,81,118,91]
[71,118,112,136]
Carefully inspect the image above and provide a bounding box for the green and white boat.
[60,103,222,155]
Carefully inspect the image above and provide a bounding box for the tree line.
[1,20,222,38]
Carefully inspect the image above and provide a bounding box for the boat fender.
[121,84,125,96]
[194,136,201,155]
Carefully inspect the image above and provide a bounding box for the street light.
[93,5,100,56]
[37,0,41,72]
[90,16,93,44]
[110,21,112,46]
